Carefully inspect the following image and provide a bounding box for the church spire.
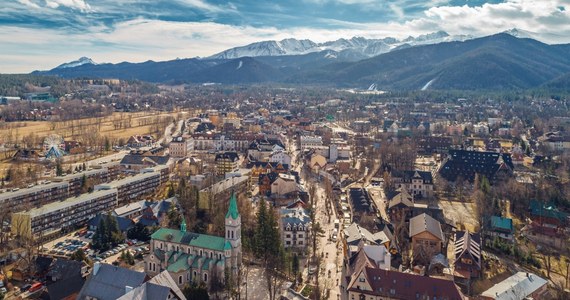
[180,218,187,233]
[226,191,240,219]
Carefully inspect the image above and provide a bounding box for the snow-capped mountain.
[55,57,96,69]
[208,31,474,59]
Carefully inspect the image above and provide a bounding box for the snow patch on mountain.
[236,60,243,70]
[55,57,96,69]
[208,31,475,60]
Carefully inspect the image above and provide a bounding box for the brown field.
[0,111,191,143]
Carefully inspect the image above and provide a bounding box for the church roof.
[151,228,226,252]
[226,192,240,219]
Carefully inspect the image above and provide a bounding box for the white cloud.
[2,0,570,73]
[45,0,92,12]
[17,0,41,9]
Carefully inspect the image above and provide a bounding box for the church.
[145,192,242,288]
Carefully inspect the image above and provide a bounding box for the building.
[169,136,190,158]
[117,270,186,300]
[0,181,70,213]
[439,150,514,183]
[347,267,465,300]
[417,136,452,154]
[343,223,392,257]
[409,213,444,264]
[95,171,161,204]
[269,150,292,165]
[480,272,548,300]
[299,135,323,150]
[127,135,155,148]
[198,175,249,210]
[247,161,289,186]
[541,132,570,151]
[11,189,118,240]
[488,216,514,241]
[348,188,376,226]
[271,173,298,197]
[387,188,414,223]
[453,231,482,279]
[77,263,148,300]
[279,205,310,249]
[120,154,171,174]
[391,170,434,198]
[53,168,112,196]
[145,193,242,288]
[88,213,135,234]
[215,152,240,176]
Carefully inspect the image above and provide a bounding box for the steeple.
[180,218,186,233]
[226,191,240,220]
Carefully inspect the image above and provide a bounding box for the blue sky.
[1,0,569,72]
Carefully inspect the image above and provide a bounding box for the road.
[289,138,343,299]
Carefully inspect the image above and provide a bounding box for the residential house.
[453,231,482,281]
[120,154,171,174]
[481,272,548,300]
[409,213,444,264]
[269,150,291,165]
[271,173,298,197]
[88,213,135,234]
[417,136,452,154]
[348,188,376,226]
[347,267,465,300]
[343,223,393,258]
[279,205,311,249]
[145,193,242,288]
[77,263,148,300]
[387,188,414,224]
[127,135,155,148]
[117,270,186,300]
[391,170,434,198]
[488,216,514,241]
[45,259,88,300]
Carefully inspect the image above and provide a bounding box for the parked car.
[21,284,32,292]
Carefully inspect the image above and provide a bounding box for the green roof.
[202,258,212,270]
[224,241,232,250]
[530,200,569,222]
[226,192,240,219]
[151,228,226,251]
[167,253,190,273]
[191,257,201,269]
[490,216,513,232]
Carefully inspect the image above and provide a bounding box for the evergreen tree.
[127,223,151,241]
[106,213,123,247]
[92,216,108,250]
[55,159,63,176]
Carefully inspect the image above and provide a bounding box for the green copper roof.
[226,192,240,219]
[167,253,190,273]
[490,216,513,232]
[151,228,226,251]
[224,241,232,250]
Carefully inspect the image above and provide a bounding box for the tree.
[182,282,210,300]
[70,248,89,264]
[167,205,182,229]
[127,223,151,242]
[91,216,109,251]
[55,159,63,176]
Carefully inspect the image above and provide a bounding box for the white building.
[299,136,323,150]
[279,206,310,249]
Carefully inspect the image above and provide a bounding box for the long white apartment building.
[11,188,118,240]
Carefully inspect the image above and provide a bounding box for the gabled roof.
[215,152,239,162]
[88,213,135,232]
[409,213,443,241]
[120,154,170,166]
[151,228,226,251]
[388,189,414,209]
[77,263,147,300]
[529,199,569,222]
[439,150,513,182]
[356,267,465,300]
[454,231,481,269]
[490,216,514,232]
[481,272,547,300]
[391,170,433,184]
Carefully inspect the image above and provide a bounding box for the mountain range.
[34,30,570,91]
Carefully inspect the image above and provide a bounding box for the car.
[0,287,6,294]
[21,284,32,292]
[29,282,43,293]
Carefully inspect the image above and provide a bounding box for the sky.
[1,0,569,73]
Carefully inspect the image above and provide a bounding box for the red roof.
[349,267,465,300]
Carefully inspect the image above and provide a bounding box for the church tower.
[225,192,242,272]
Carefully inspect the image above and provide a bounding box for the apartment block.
[11,188,118,240]
[52,168,111,196]
[0,181,70,213]
[95,171,161,204]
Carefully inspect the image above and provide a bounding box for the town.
[0,82,569,300]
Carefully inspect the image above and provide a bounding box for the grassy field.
[0,111,190,143]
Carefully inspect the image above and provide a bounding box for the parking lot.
[42,228,149,265]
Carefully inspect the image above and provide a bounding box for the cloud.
[2,0,570,73]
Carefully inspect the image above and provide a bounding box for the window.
[298,234,303,238]
[359,278,365,282]
[299,241,303,245]
[179,276,183,284]
[286,234,291,238]
[204,273,208,282]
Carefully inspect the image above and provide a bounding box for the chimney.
[125,286,133,294]
[93,262,101,276]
